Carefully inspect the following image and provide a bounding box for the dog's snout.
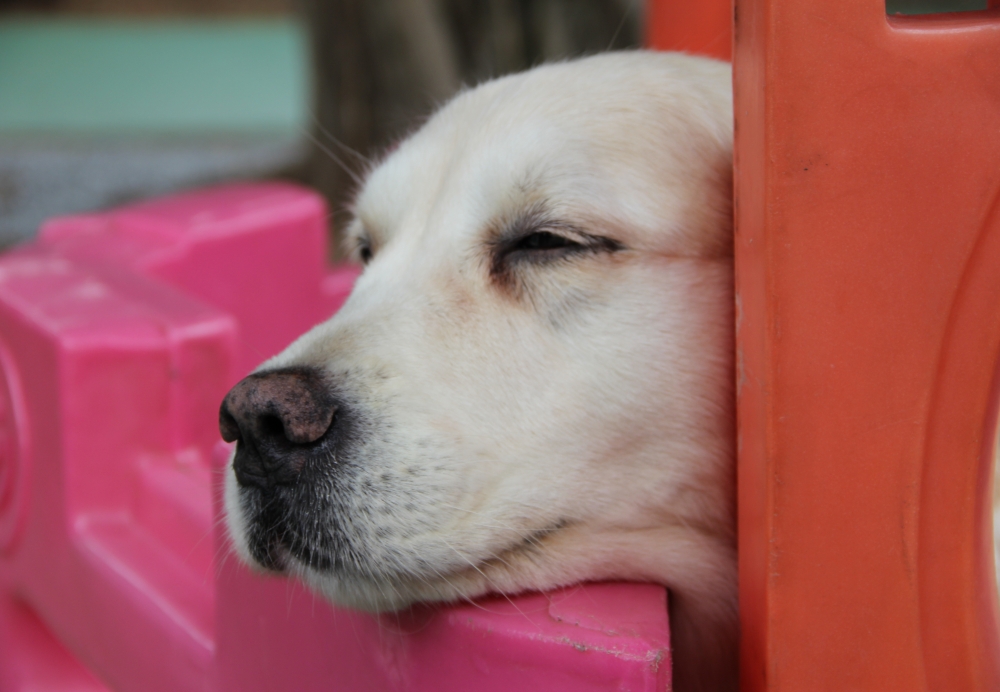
[220,367,337,489]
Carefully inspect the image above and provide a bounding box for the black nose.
[220,366,337,489]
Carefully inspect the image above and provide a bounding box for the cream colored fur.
[226,51,736,692]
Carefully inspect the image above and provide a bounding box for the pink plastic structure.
[0,183,671,691]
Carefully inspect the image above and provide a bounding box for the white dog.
[221,51,736,692]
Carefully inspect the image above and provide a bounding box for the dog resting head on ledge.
[221,51,736,692]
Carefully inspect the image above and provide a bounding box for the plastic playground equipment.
[0,182,672,691]
[733,0,1000,690]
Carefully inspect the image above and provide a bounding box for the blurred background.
[0,0,643,256]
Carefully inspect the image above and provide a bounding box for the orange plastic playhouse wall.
[647,0,732,61]
[733,1,1000,691]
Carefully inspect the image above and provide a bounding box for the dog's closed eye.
[511,230,582,253]
[488,221,623,298]
[493,223,623,271]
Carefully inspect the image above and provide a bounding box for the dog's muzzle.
[219,366,338,490]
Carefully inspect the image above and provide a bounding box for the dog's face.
[222,52,736,687]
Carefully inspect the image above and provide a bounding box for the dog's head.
[222,51,735,685]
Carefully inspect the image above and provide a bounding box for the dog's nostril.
[219,405,242,443]
[220,366,339,488]
[259,414,286,441]
[277,408,336,445]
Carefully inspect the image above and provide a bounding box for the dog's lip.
[251,510,336,573]
[249,533,291,572]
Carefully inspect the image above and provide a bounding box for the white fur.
[226,51,736,692]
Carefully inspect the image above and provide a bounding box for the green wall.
[0,18,308,135]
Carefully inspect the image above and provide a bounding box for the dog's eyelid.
[495,214,620,250]
[491,221,623,262]
[512,225,624,253]
[514,229,583,251]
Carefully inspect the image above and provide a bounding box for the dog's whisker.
[439,539,542,630]
[606,0,636,51]
[308,110,372,168]
[298,126,364,187]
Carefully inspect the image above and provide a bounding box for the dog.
[220,50,736,692]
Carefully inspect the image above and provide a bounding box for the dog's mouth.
[241,485,339,573]
[241,489,569,591]
[241,489,294,572]
[249,523,329,574]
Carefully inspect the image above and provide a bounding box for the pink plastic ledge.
[0,183,671,692]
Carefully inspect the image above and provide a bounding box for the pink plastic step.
[0,183,671,691]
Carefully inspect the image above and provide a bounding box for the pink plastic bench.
[0,183,671,691]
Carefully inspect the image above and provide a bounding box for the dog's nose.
[220,367,337,489]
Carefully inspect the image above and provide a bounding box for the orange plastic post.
[646,0,732,61]
[734,1,1000,690]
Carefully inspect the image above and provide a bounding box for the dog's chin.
[293,551,574,615]
[292,564,478,613]
[229,516,577,614]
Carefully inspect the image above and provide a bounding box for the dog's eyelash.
[512,231,582,253]
[498,226,622,263]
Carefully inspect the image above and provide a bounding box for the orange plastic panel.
[646,0,732,61]
[734,1,1000,690]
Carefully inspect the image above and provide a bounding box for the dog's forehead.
[354,52,733,256]
[357,105,590,247]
